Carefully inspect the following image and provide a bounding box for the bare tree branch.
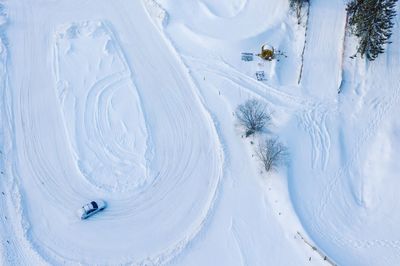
[236,99,271,137]
[256,138,287,172]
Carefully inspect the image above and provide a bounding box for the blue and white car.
[77,199,107,219]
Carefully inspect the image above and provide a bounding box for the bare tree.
[289,0,309,25]
[256,138,287,172]
[236,99,271,137]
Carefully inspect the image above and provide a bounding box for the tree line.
[289,0,398,61]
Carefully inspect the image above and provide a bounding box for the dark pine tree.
[347,0,398,61]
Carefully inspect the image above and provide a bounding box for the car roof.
[81,199,105,208]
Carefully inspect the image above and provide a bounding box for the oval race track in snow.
[1,0,223,264]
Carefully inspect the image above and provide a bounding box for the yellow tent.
[258,44,274,61]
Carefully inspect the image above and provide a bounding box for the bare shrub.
[256,138,287,172]
[289,0,309,25]
[236,99,271,137]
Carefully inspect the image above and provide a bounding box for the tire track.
[5,0,225,264]
[230,220,247,266]
[54,21,149,193]
[0,2,53,264]
[184,55,315,110]
[299,104,333,171]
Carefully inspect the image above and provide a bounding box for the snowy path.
[300,0,347,99]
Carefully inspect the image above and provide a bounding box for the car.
[77,199,107,220]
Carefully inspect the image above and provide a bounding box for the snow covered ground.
[0,0,399,265]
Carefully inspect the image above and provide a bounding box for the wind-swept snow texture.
[1,0,400,265]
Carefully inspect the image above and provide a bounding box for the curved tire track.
[4,1,225,265]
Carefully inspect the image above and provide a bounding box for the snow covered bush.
[347,0,397,61]
[256,138,287,172]
[236,99,271,137]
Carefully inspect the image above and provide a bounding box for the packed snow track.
[1,0,222,264]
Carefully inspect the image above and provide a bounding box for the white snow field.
[1,0,400,265]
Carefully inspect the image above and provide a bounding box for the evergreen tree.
[347,0,398,61]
